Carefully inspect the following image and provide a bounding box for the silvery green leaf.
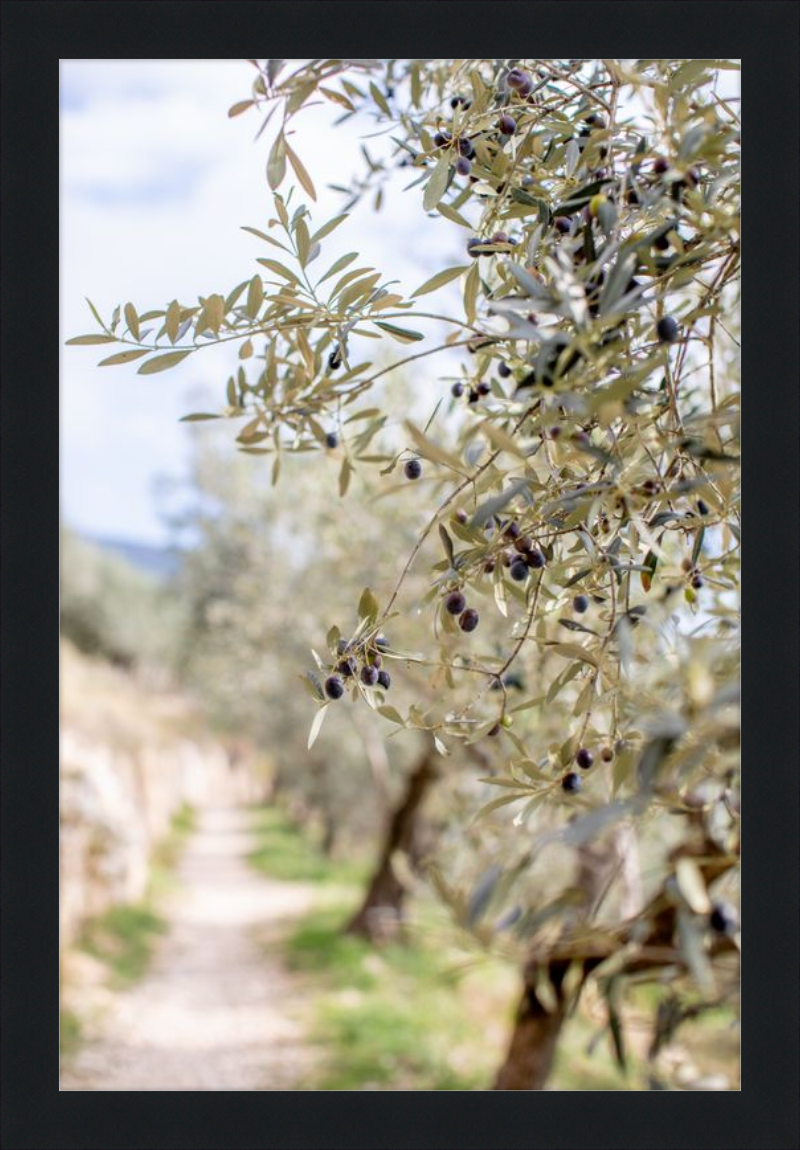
[471,478,531,528]
[505,262,550,298]
[599,252,638,316]
[598,200,617,236]
[677,907,716,996]
[307,705,329,749]
[423,153,451,211]
[468,865,503,925]
[679,123,709,160]
[526,224,543,265]
[464,439,486,467]
[537,798,643,850]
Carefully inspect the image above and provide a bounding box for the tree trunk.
[494,838,618,1090]
[345,747,436,943]
[493,959,571,1090]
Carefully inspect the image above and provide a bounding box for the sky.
[61,60,457,546]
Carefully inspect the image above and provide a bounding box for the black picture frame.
[2,2,797,1148]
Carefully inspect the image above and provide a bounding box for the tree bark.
[493,818,736,1090]
[493,959,571,1090]
[345,746,437,942]
[494,838,618,1090]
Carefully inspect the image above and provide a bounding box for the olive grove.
[69,58,740,1089]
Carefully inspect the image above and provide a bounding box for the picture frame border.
[2,2,797,1147]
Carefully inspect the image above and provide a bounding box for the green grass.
[249,803,638,1090]
[150,801,197,892]
[285,904,508,1090]
[59,1008,82,1058]
[78,903,167,986]
[247,805,368,886]
[247,804,508,1088]
[75,803,195,988]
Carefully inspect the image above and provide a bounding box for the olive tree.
[161,419,443,871]
[70,58,740,1090]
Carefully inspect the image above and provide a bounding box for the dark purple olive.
[562,772,583,793]
[404,458,422,480]
[445,590,467,615]
[459,608,479,633]
[657,316,679,344]
[324,676,345,700]
[506,68,530,90]
[709,901,738,935]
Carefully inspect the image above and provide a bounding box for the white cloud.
[61,60,461,544]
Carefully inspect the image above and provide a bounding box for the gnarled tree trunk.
[345,746,436,942]
[494,837,620,1090]
[493,958,571,1090]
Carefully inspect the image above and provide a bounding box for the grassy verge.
[247,803,517,1089]
[59,1007,83,1058]
[247,805,367,886]
[284,902,517,1090]
[76,802,196,989]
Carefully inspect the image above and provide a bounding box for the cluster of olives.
[451,355,515,402]
[443,588,480,633]
[497,520,547,582]
[561,743,614,794]
[451,379,491,404]
[430,66,541,180]
[681,557,704,590]
[324,635,392,701]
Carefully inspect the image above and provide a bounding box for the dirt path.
[60,806,317,1090]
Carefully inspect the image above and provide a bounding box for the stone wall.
[59,649,268,951]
